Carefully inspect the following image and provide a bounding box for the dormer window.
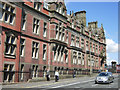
[43,0,49,10]
[59,6,62,14]
[34,2,41,11]
[72,19,74,28]
[56,3,63,14]
[56,5,59,12]
[62,9,65,15]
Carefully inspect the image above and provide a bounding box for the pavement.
[1,73,119,89]
[2,75,96,88]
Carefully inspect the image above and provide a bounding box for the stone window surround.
[53,44,65,62]
[66,31,69,43]
[76,36,79,47]
[65,49,68,63]
[95,44,98,53]
[3,62,15,83]
[55,23,65,42]
[20,38,25,57]
[34,2,42,11]
[20,64,24,80]
[0,2,16,25]
[43,22,47,37]
[81,38,84,49]
[78,52,81,65]
[82,53,84,65]
[86,40,89,51]
[43,0,49,10]
[5,34,17,58]
[31,64,38,78]
[56,3,65,15]
[32,41,39,59]
[43,44,47,60]
[71,34,75,46]
[21,11,27,31]
[33,18,40,35]
[73,51,77,64]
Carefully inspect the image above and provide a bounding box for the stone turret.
[75,10,86,27]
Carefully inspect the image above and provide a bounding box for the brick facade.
[0,1,106,83]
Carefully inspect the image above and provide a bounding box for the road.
[2,74,119,90]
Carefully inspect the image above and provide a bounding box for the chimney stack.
[88,21,98,29]
[75,10,86,27]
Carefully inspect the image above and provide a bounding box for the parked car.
[95,72,114,84]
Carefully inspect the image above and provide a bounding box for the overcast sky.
[65,1,119,65]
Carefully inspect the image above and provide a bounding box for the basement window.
[32,65,38,78]
[4,64,15,82]
[20,64,24,80]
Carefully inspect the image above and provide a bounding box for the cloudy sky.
[65,1,118,65]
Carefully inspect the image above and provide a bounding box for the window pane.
[35,49,38,58]
[11,8,14,13]
[6,36,10,43]
[20,46,24,56]
[4,64,8,71]
[37,4,40,10]
[32,48,34,57]
[5,45,9,53]
[10,15,14,24]
[10,46,15,54]
[5,5,9,11]
[5,13,8,21]
[11,37,15,44]
[9,65,14,71]
[20,39,24,45]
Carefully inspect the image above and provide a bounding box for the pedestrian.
[73,70,76,78]
[98,69,101,73]
[46,69,50,81]
[55,70,59,82]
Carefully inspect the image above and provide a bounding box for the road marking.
[23,78,94,88]
[92,84,98,87]
[23,79,78,88]
[51,79,94,88]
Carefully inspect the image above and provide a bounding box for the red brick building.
[0,0,106,83]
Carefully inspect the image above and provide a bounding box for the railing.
[2,69,99,82]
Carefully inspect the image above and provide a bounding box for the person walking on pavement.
[55,70,59,82]
[46,69,50,81]
[73,70,76,78]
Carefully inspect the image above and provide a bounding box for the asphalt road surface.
[2,74,119,90]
